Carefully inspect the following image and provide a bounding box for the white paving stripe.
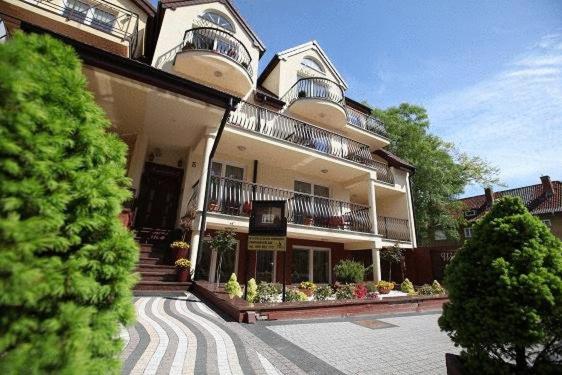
[130,298,160,375]
[121,323,140,362]
[194,300,221,319]
[256,351,283,375]
[179,295,244,375]
[143,298,169,375]
[120,325,130,349]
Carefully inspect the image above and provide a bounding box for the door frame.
[207,241,240,283]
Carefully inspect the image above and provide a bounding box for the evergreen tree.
[0,33,138,374]
[439,196,562,373]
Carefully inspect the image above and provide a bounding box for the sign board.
[248,236,286,251]
[249,200,287,236]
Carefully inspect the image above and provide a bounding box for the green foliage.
[431,280,445,295]
[256,282,281,303]
[376,280,395,293]
[416,284,434,296]
[298,281,317,291]
[314,285,333,301]
[439,197,562,372]
[373,103,500,241]
[0,33,137,374]
[380,245,404,280]
[335,284,355,300]
[174,258,191,269]
[334,259,365,283]
[285,288,307,302]
[224,273,242,299]
[365,282,379,293]
[206,228,237,283]
[401,278,416,295]
[246,278,257,303]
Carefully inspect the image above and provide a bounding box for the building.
[1,0,417,289]
[407,176,562,284]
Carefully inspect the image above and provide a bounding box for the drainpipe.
[195,98,236,268]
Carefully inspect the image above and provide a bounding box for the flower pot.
[298,90,307,98]
[175,247,189,261]
[377,286,392,294]
[208,202,220,212]
[304,217,314,226]
[178,269,190,282]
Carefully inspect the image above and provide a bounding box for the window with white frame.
[91,7,116,33]
[464,227,473,238]
[291,247,330,284]
[542,219,552,227]
[201,11,235,32]
[301,57,324,73]
[63,0,90,23]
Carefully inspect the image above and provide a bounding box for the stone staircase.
[134,243,191,293]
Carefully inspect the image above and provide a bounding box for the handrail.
[378,216,410,242]
[181,27,253,77]
[346,106,389,139]
[228,101,394,184]
[283,77,345,106]
[17,0,139,43]
[208,176,372,233]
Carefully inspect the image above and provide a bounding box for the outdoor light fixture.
[321,169,328,174]
[214,71,223,77]
[237,145,247,151]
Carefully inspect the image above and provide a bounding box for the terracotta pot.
[377,286,392,294]
[173,247,189,261]
[177,269,190,282]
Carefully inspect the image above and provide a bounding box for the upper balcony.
[173,27,253,97]
[282,77,347,129]
[228,101,395,185]
[345,106,390,148]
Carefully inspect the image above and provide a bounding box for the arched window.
[201,11,235,32]
[301,57,324,73]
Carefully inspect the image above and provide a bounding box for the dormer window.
[464,209,478,219]
[201,11,235,32]
[301,57,324,73]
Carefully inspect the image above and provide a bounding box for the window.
[91,8,116,33]
[194,240,239,283]
[464,209,478,219]
[434,230,447,241]
[293,180,330,225]
[256,251,276,282]
[63,0,89,23]
[0,17,7,43]
[542,219,552,227]
[464,227,473,238]
[291,247,331,284]
[301,57,324,73]
[201,11,234,32]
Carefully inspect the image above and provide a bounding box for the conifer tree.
[0,32,138,374]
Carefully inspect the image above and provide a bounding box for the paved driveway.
[121,294,458,374]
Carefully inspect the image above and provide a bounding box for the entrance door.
[194,240,239,283]
[135,162,184,229]
[255,251,276,282]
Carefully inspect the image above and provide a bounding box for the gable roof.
[460,180,562,219]
[160,0,265,55]
[258,40,348,89]
[373,149,415,173]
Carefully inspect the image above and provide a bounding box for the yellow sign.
[248,236,286,251]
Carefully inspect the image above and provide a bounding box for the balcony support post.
[371,248,381,282]
[405,171,417,247]
[367,172,378,235]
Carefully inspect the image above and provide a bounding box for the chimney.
[541,176,554,197]
[484,187,494,207]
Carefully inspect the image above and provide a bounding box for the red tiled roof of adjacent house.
[460,177,562,220]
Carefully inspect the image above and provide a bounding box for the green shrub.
[314,285,333,300]
[0,33,138,374]
[256,282,281,303]
[246,278,257,303]
[224,273,242,299]
[431,280,445,295]
[439,197,562,373]
[365,282,378,293]
[335,284,355,300]
[334,259,365,283]
[417,284,434,295]
[298,281,317,292]
[285,288,307,302]
[401,278,416,295]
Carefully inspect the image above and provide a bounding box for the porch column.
[127,133,148,195]
[371,248,381,282]
[189,128,217,273]
[405,172,417,247]
[367,171,378,235]
[177,146,195,223]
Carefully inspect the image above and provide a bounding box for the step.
[137,257,167,266]
[133,290,188,297]
[140,271,177,282]
[134,281,192,291]
[136,264,176,271]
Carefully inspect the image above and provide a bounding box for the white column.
[404,172,417,247]
[189,129,217,273]
[367,171,378,235]
[127,133,148,195]
[371,248,381,282]
[177,147,194,224]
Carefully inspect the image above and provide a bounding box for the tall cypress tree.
[0,32,138,374]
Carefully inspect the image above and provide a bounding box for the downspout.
[195,98,236,263]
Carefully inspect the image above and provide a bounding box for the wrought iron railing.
[17,0,139,44]
[182,27,253,77]
[207,176,372,233]
[378,216,410,242]
[346,106,389,139]
[283,77,345,107]
[228,102,394,184]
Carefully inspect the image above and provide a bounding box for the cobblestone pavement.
[122,294,458,374]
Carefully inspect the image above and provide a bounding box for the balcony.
[378,216,411,242]
[173,27,253,96]
[228,102,395,184]
[282,77,347,129]
[16,0,139,53]
[346,106,389,139]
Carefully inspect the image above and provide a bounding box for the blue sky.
[156,1,562,197]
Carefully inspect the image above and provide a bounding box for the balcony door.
[210,162,244,214]
[293,180,329,226]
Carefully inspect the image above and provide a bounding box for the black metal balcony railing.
[228,102,395,184]
[17,0,139,45]
[346,106,389,139]
[182,27,253,77]
[207,176,372,233]
[283,77,345,107]
[378,216,411,242]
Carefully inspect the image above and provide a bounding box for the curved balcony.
[346,106,389,140]
[173,27,253,96]
[282,77,347,129]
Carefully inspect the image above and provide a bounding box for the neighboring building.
[407,176,562,284]
[1,0,417,290]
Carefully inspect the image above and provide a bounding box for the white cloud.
[426,33,562,196]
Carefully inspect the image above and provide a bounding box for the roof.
[132,0,156,16]
[258,40,348,89]
[160,0,266,55]
[373,149,416,172]
[460,180,562,218]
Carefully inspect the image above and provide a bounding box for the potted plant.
[208,199,220,212]
[376,280,395,294]
[298,90,307,98]
[183,41,195,51]
[242,201,252,215]
[224,273,242,299]
[304,216,314,226]
[175,258,192,282]
[298,281,317,297]
[170,241,190,261]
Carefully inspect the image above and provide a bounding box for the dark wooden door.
[135,162,183,230]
